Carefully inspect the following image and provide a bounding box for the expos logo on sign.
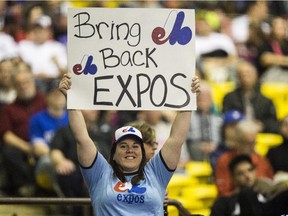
[73,55,97,75]
[152,11,192,45]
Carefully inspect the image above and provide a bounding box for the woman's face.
[113,137,143,173]
[144,140,158,161]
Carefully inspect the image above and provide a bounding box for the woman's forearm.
[68,109,90,144]
[169,111,192,145]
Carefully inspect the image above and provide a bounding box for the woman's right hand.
[59,73,71,96]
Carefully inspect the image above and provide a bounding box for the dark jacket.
[222,88,279,133]
[266,137,288,173]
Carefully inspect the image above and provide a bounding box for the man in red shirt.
[0,62,47,196]
[215,120,274,196]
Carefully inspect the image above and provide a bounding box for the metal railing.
[0,197,202,216]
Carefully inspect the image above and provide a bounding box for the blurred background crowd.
[0,1,288,216]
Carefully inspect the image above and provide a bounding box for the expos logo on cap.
[223,110,244,125]
[114,126,143,144]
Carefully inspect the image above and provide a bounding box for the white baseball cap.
[114,126,143,144]
[34,15,52,28]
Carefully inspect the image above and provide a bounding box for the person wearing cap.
[209,110,245,173]
[220,110,245,150]
[58,73,200,215]
[125,120,170,214]
[214,120,274,197]
[18,14,67,93]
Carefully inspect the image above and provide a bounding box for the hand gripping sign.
[68,7,196,110]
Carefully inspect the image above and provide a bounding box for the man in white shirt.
[230,1,269,44]
[18,15,67,93]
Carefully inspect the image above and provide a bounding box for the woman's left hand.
[192,76,201,96]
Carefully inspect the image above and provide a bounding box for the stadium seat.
[170,184,217,215]
[255,133,283,156]
[180,184,218,205]
[185,161,213,183]
[167,174,199,198]
[167,205,178,216]
[210,82,235,111]
[209,82,288,120]
[261,82,288,120]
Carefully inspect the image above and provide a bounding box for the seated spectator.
[195,10,235,58]
[211,154,288,216]
[186,82,222,161]
[237,21,267,69]
[210,110,244,172]
[267,115,288,174]
[22,3,45,40]
[18,14,67,93]
[230,0,269,45]
[28,87,68,193]
[0,63,47,196]
[215,120,274,196]
[257,16,288,83]
[0,31,19,61]
[222,59,279,133]
[1,3,26,42]
[195,10,237,82]
[50,110,114,215]
[50,110,114,192]
[29,88,68,159]
[0,58,16,107]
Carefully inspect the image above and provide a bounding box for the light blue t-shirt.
[80,152,174,216]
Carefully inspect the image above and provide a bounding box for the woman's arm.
[260,52,288,67]
[59,74,97,166]
[69,110,97,166]
[161,76,200,170]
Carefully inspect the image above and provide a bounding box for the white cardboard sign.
[67,7,196,110]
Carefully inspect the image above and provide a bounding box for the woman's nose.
[126,146,134,152]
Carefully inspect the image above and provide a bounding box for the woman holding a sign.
[59,73,200,215]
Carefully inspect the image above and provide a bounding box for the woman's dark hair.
[109,136,147,185]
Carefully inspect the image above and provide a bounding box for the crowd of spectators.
[0,0,288,215]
